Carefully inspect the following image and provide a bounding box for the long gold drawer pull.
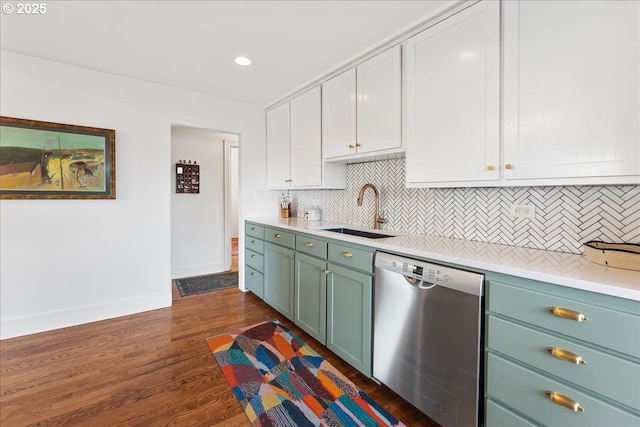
[305,242,314,247]
[549,307,588,322]
[546,391,584,412]
[547,347,587,365]
[275,233,281,238]
[341,251,353,258]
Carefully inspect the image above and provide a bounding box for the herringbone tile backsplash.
[291,158,640,255]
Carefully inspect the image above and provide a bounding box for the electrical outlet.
[510,204,535,219]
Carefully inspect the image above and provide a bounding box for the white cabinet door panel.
[503,0,640,181]
[267,102,290,188]
[290,87,322,187]
[357,45,402,154]
[322,69,357,159]
[406,0,500,184]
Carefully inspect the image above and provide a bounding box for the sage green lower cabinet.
[264,242,295,321]
[326,262,372,377]
[485,276,640,427]
[294,252,327,344]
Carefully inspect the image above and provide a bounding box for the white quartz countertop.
[246,217,640,301]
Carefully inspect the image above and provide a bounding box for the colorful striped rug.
[206,319,406,427]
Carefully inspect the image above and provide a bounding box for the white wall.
[0,51,271,339]
[171,126,230,278]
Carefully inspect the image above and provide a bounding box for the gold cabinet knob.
[487,165,495,171]
[288,256,294,260]
[305,242,314,247]
[251,240,256,245]
[341,251,353,258]
[251,227,256,231]
[546,391,584,412]
[320,268,332,275]
[274,233,281,238]
[348,144,355,148]
[251,254,256,258]
[505,163,513,170]
[250,272,256,277]
[355,143,361,147]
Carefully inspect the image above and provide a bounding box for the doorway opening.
[224,138,239,272]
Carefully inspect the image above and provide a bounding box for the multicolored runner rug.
[206,319,406,427]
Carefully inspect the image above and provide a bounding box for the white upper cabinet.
[267,102,291,188]
[267,87,346,189]
[356,46,402,155]
[502,0,639,184]
[406,0,500,186]
[290,87,322,187]
[322,46,402,161]
[322,69,357,159]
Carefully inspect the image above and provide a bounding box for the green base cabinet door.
[294,252,327,344]
[264,242,295,321]
[326,262,372,377]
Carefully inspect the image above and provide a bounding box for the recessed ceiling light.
[234,56,251,66]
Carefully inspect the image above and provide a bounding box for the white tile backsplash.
[291,158,640,255]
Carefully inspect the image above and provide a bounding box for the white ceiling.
[0,1,451,106]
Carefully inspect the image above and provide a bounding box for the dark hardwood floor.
[0,268,439,426]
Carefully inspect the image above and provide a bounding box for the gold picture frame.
[0,116,115,199]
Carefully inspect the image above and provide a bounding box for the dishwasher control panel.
[374,251,484,296]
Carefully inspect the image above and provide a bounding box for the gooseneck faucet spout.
[357,183,386,230]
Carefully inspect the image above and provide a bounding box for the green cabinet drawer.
[295,235,328,259]
[328,243,374,273]
[245,222,264,239]
[488,281,640,359]
[245,265,264,299]
[486,399,539,427]
[245,236,264,254]
[265,227,295,249]
[487,354,640,427]
[488,315,640,410]
[487,353,640,427]
[245,248,264,273]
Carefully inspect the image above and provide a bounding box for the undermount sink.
[326,228,394,239]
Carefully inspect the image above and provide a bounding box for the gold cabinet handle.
[487,165,494,171]
[251,240,256,245]
[251,254,256,259]
[545,391,584,412]
[274,233,281,238]
[505,163,513,170]
[341,251,353,258]
[288,256,294,260]
[250,272,256,277]
[348,144,355,148]
[251,227,256,231]
[355,143,361,147]
[549,307,588,322]
[320,268,332,275]
[547,347,587,365]
[305,242,314,247]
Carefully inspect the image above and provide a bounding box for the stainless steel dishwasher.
[373,252,484,427]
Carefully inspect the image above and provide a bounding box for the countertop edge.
[246,217,640,302]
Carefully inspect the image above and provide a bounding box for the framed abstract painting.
[0,116,116,199]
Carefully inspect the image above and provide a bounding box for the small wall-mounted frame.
[0,116,116,199]
[176,161,199,194]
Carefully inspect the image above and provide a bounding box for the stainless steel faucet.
[357,183,386,230]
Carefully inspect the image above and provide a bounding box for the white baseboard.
[0,291,171,340]
[171,262,227,279]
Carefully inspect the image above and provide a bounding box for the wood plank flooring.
[0,273,440,426]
